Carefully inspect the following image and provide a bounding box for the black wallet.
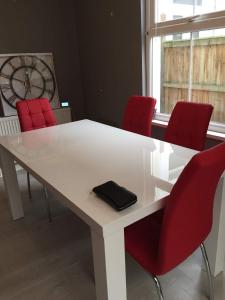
[93,181,137,211]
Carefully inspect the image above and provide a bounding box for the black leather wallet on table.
[93,181,137,211]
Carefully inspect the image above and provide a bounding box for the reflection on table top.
[0,119,197,234]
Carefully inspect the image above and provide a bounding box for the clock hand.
[30,84,43,90]
[24,70,32,94]
[30,67,35,79]
[24,86,30,99]
[25,70,30,84]
[11,77,26,84]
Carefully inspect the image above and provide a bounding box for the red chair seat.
[125,209,164,275]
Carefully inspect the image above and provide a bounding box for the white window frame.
[145,0,225,134]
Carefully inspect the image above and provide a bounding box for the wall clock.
[0,53,59,116]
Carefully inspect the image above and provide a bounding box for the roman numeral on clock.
[7,94,17,105]
[19,56,26,66]
[0,83,11,92]
[45,77,53,83]
[0,72,10,80]
[31,57,37,68]
[8,61,16,70]
[45,89,52,95]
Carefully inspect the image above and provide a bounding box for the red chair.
[165,101,213,151]
[122,95,156,137]
[16,98,57,221]
[16,98,57,132]
[125,142,225,300]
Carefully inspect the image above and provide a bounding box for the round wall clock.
[0,55,56,108]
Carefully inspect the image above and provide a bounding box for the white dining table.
[0,119,225,300]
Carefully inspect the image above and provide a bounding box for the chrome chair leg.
[27,172,32,199]
[151,274,164,300]
[200,243,214,300]
[43,186,52,223]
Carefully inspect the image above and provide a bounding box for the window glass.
[155,0,225,23]
[191,29,225,123]
[151,29,225,124]
[152,34,190,114]
[173,0,202,5]
[173,15,183,40]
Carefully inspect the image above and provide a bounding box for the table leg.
[205,176,225,276]
[0,146,24,220]
[91,228,127,300]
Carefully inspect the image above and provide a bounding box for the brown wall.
[75,0,143,127]
[0,0,84,120]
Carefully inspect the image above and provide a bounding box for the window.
[146,0,225,133]
[173,16,183,40]
[173,0,202,5]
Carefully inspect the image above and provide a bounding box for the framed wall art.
[0,53,60,116]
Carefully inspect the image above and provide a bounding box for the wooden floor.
[0,169,225,300]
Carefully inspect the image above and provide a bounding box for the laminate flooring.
[0,169,225,300]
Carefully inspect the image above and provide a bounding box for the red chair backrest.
[122,95,156,137]
[16,98,57,132]
[157,142,225,274]
[165,101,213,150]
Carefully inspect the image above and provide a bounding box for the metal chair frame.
[151,243,214,300]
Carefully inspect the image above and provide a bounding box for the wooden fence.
[162,37,225,123]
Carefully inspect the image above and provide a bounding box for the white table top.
[0,120,196,235]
